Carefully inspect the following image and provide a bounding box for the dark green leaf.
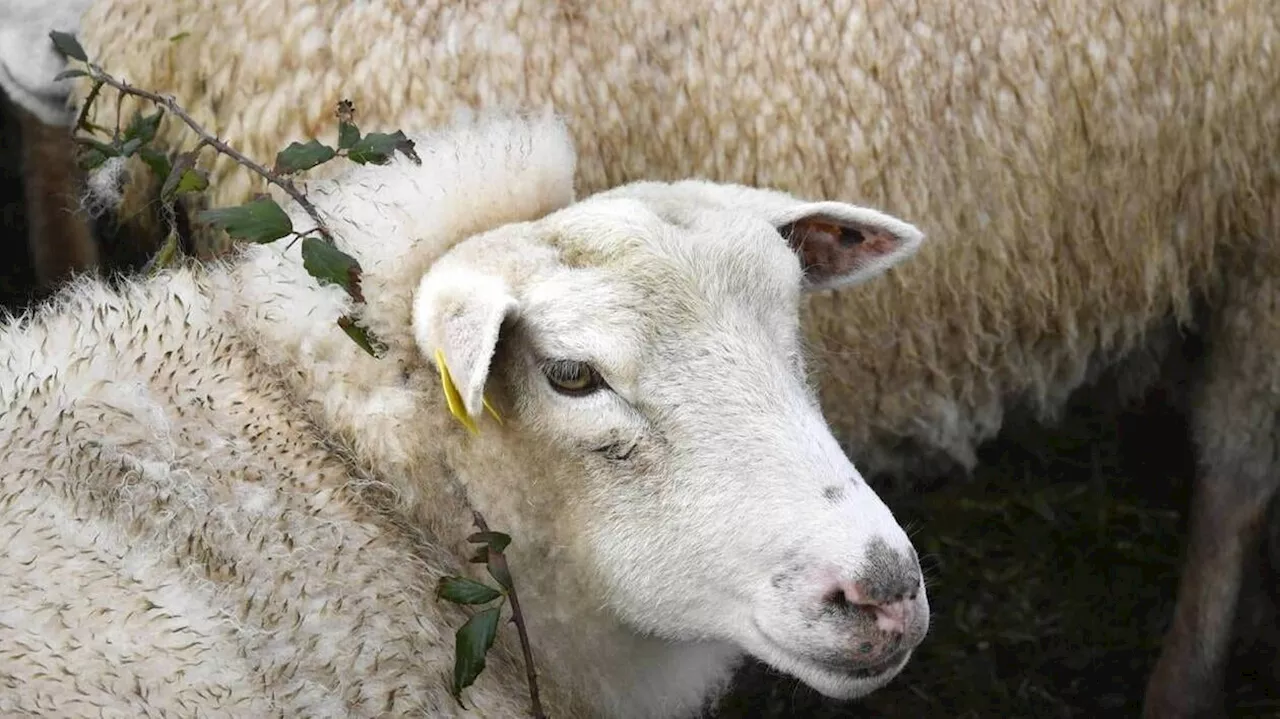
[78,148,108,171]
[159,151,210,201]
[124,110,164,147]
[160,151,197,202]
[197,197,294,243]
[273,139,337,175]
[467,531,512,554]
[120,138,143,157]
[347,130,418,165]
[487,560,514,593]
[452,607,501,701]
[469,546,490,564]
[338,121,360,151]
[337,315,380,357]
[49,31,87,62]
[139,147,172,180]
[301,237,363,301]
[54,69,88,81]
[437,577,503,605]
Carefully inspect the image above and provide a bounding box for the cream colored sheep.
[0,0,91,126]
[0,112,932,718]
[61,2,1280,716]
[0,0,98,294]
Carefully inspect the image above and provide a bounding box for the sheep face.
[413,181,930,700]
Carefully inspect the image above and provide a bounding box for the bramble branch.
[473,511,546,719]
[77,63,335,243]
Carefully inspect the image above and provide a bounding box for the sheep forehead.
[535,196,804,319]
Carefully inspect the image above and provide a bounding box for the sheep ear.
[773,202,925,292]
[413,267,517,433]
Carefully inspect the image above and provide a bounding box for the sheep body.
[1,112,932,718]
[0,115,576,719]
[64,1,1280,715]
[68,0,1276,473]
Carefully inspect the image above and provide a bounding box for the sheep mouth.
[749,621,912,698]
[805,650,910,680]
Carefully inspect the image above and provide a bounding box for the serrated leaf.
[273,139,337,174]
[452,607,501,701]
[78,148,108,171]
[338,121,360,150]
[160,151,197,202]
[159,151,208,202]
[301,237,363,301]
[467,531,512,554]
[338,315,379,357]
[197,197,293,243]
[139,147,172,180]
[172,168,209,196]
[145,224,182,276]
[53,69,88,81]
[347,130,418,165]
[124,109,164,147]
[438,577,503,605]
[49,31,87,62]
[486,561,514,593]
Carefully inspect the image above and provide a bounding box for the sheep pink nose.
[830,580,916,634]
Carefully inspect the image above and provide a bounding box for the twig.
[80,63,334,243]
[472,510,546,719]
[73,80,103,136]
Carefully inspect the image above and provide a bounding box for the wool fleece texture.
[62,1,1280,716]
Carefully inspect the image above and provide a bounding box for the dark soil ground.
[4,92,1278,719]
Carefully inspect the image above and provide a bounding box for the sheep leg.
[16,101,99,292]
[1144,468,1271,719]
[1145,260,1280,719]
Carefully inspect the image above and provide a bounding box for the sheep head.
[411,179,929,701]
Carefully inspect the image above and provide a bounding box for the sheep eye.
[542,359,604,396]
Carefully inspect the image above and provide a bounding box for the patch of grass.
[714,392,1280,718]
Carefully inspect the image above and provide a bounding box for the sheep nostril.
[823,581,912,634]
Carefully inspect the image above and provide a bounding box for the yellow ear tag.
[435,348,479,435]
[434,348,504,433]
[482,396,504,425]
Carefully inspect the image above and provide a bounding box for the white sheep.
[0,112,932,718]
[52,1,1280,715]
[0,0,98,294]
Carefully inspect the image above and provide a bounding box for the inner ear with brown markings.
[774,206,924,292]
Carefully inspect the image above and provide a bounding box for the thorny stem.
[473,510,546,719]
[73,80,102,136]
[79,64,335,244]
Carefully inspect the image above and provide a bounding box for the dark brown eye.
[542,359,605,396]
